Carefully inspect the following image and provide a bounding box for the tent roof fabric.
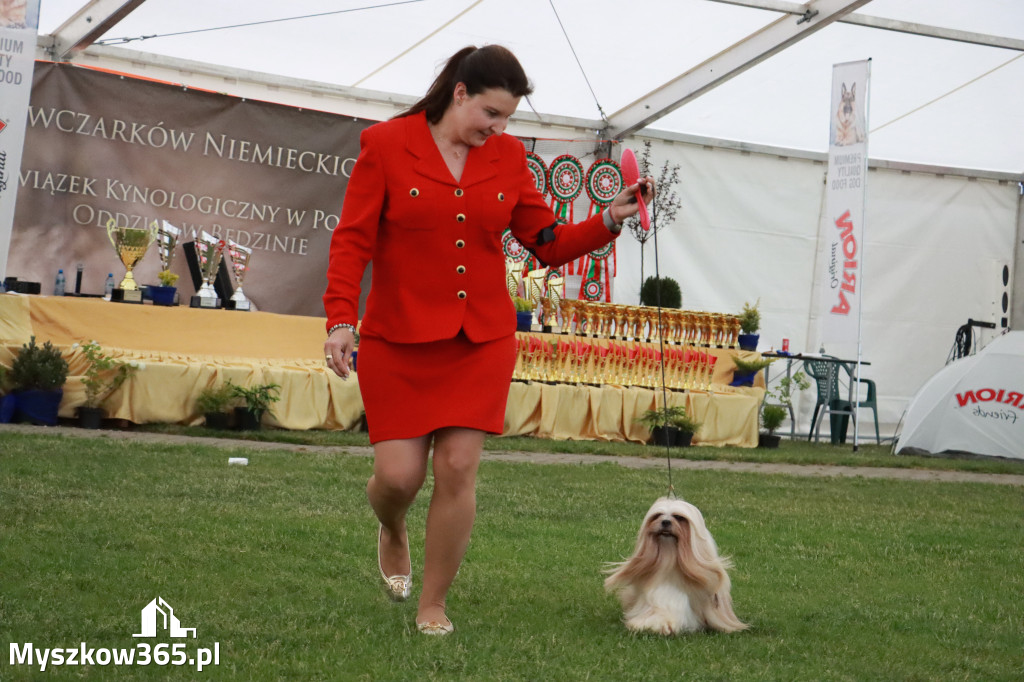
[35,0,1024,175]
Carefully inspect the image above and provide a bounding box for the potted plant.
[0,365,14,424]
[737,300,761,351]
[639,275,682,309]
[231,382,280,431]
[76,340,140,429]
[759,404,787,448]
[759,371,811,447]
[513,296,534,332]
[729,354,774,387]
[9,336,69,426]
[196,382,237,430]
[671,408,702,447]
[149,269,179,306]
[637,404,692,447]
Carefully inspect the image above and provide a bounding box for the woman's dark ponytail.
[397,45,533,123]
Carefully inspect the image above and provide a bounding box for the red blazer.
[324,111,618,344]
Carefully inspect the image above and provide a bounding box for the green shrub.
[639,276,682,309]
[10,337,68,392]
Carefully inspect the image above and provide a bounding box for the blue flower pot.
[516,311,533,332]
[730,370,758,387]
[738,333,759,351]
[0,393,16,423]
[14,389,64,426]
[149,285,177,306]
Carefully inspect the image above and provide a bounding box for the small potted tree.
[9,336,69,426]
[759,371,811,447]
[759,404,787,448]
[76,340,140,429]
[196,382,236,430]
[737,300,761,351]
[231,382,281,431]
[513,296,534,332]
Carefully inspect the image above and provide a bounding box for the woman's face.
[450,85,521,147]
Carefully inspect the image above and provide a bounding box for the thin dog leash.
[646,193,676,499]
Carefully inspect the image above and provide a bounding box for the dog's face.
[837,82,857,127]
[642,497,709,548]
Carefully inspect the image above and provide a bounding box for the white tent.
[895,332,1024,459]
[8,0,1024,439]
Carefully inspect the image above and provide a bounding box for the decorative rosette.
[581,278,604,301]
[526,151,548,196]
[547,154,584,224]
[585,159,622,215]
[501,228,528,263]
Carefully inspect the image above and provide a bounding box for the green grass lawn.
[132,422,1024,476]
[2,431,1022,681]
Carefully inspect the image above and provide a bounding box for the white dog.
[605,497,747,635]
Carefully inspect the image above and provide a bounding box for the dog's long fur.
[604,497,747,635]
[833,81,865,147]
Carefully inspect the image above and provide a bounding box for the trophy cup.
[106,219,158,303]
[226,240,253,311]
[544,271,564,333]
[150,221,182,306]
[190,231,226,309]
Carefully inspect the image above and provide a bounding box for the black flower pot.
[78,406,105,429]
[13,389,63,426]
[758,433,781,449]
[234,406,262,431]
[676,431,694,447]
[204,412,232,430]
[650,425,679,447]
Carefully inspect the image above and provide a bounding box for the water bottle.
[104,273,115,299]
[54,269,66,296]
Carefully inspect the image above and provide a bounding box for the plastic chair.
[840,366,881,445]
[804,359,847,443]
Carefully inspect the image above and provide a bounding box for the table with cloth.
[0,294,764,445]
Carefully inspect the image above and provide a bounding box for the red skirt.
[356,331,516,444]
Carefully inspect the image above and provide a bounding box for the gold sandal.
[416,619,454,636]
[377,525,411,601]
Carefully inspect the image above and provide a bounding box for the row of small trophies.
[512,335,720,391]
[106,219,252,310]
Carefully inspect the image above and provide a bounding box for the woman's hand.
[324,328,356,379]
[608,176,656,227]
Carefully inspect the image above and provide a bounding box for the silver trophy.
[157,221,181,274]
[226,239,253,311]
[190,230,225,309]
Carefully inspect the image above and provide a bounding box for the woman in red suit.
[323,45,653,635]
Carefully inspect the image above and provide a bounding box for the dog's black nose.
[660,518,672,529]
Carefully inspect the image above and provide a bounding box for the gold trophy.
[226,239,253,311]
[106,219,158,303]
[190,231,226,309]
[526,269,547,330]
[544,271,564,332]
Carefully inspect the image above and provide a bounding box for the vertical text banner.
[0,0,40,278]
[821,59,870,347]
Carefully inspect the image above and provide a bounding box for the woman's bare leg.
[367,436,430,580]
[417,427,485,627]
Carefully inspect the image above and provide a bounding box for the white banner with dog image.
[821,59,871,348]
[0,0,40,279]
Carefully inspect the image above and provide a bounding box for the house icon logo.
[133,597,197,638]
